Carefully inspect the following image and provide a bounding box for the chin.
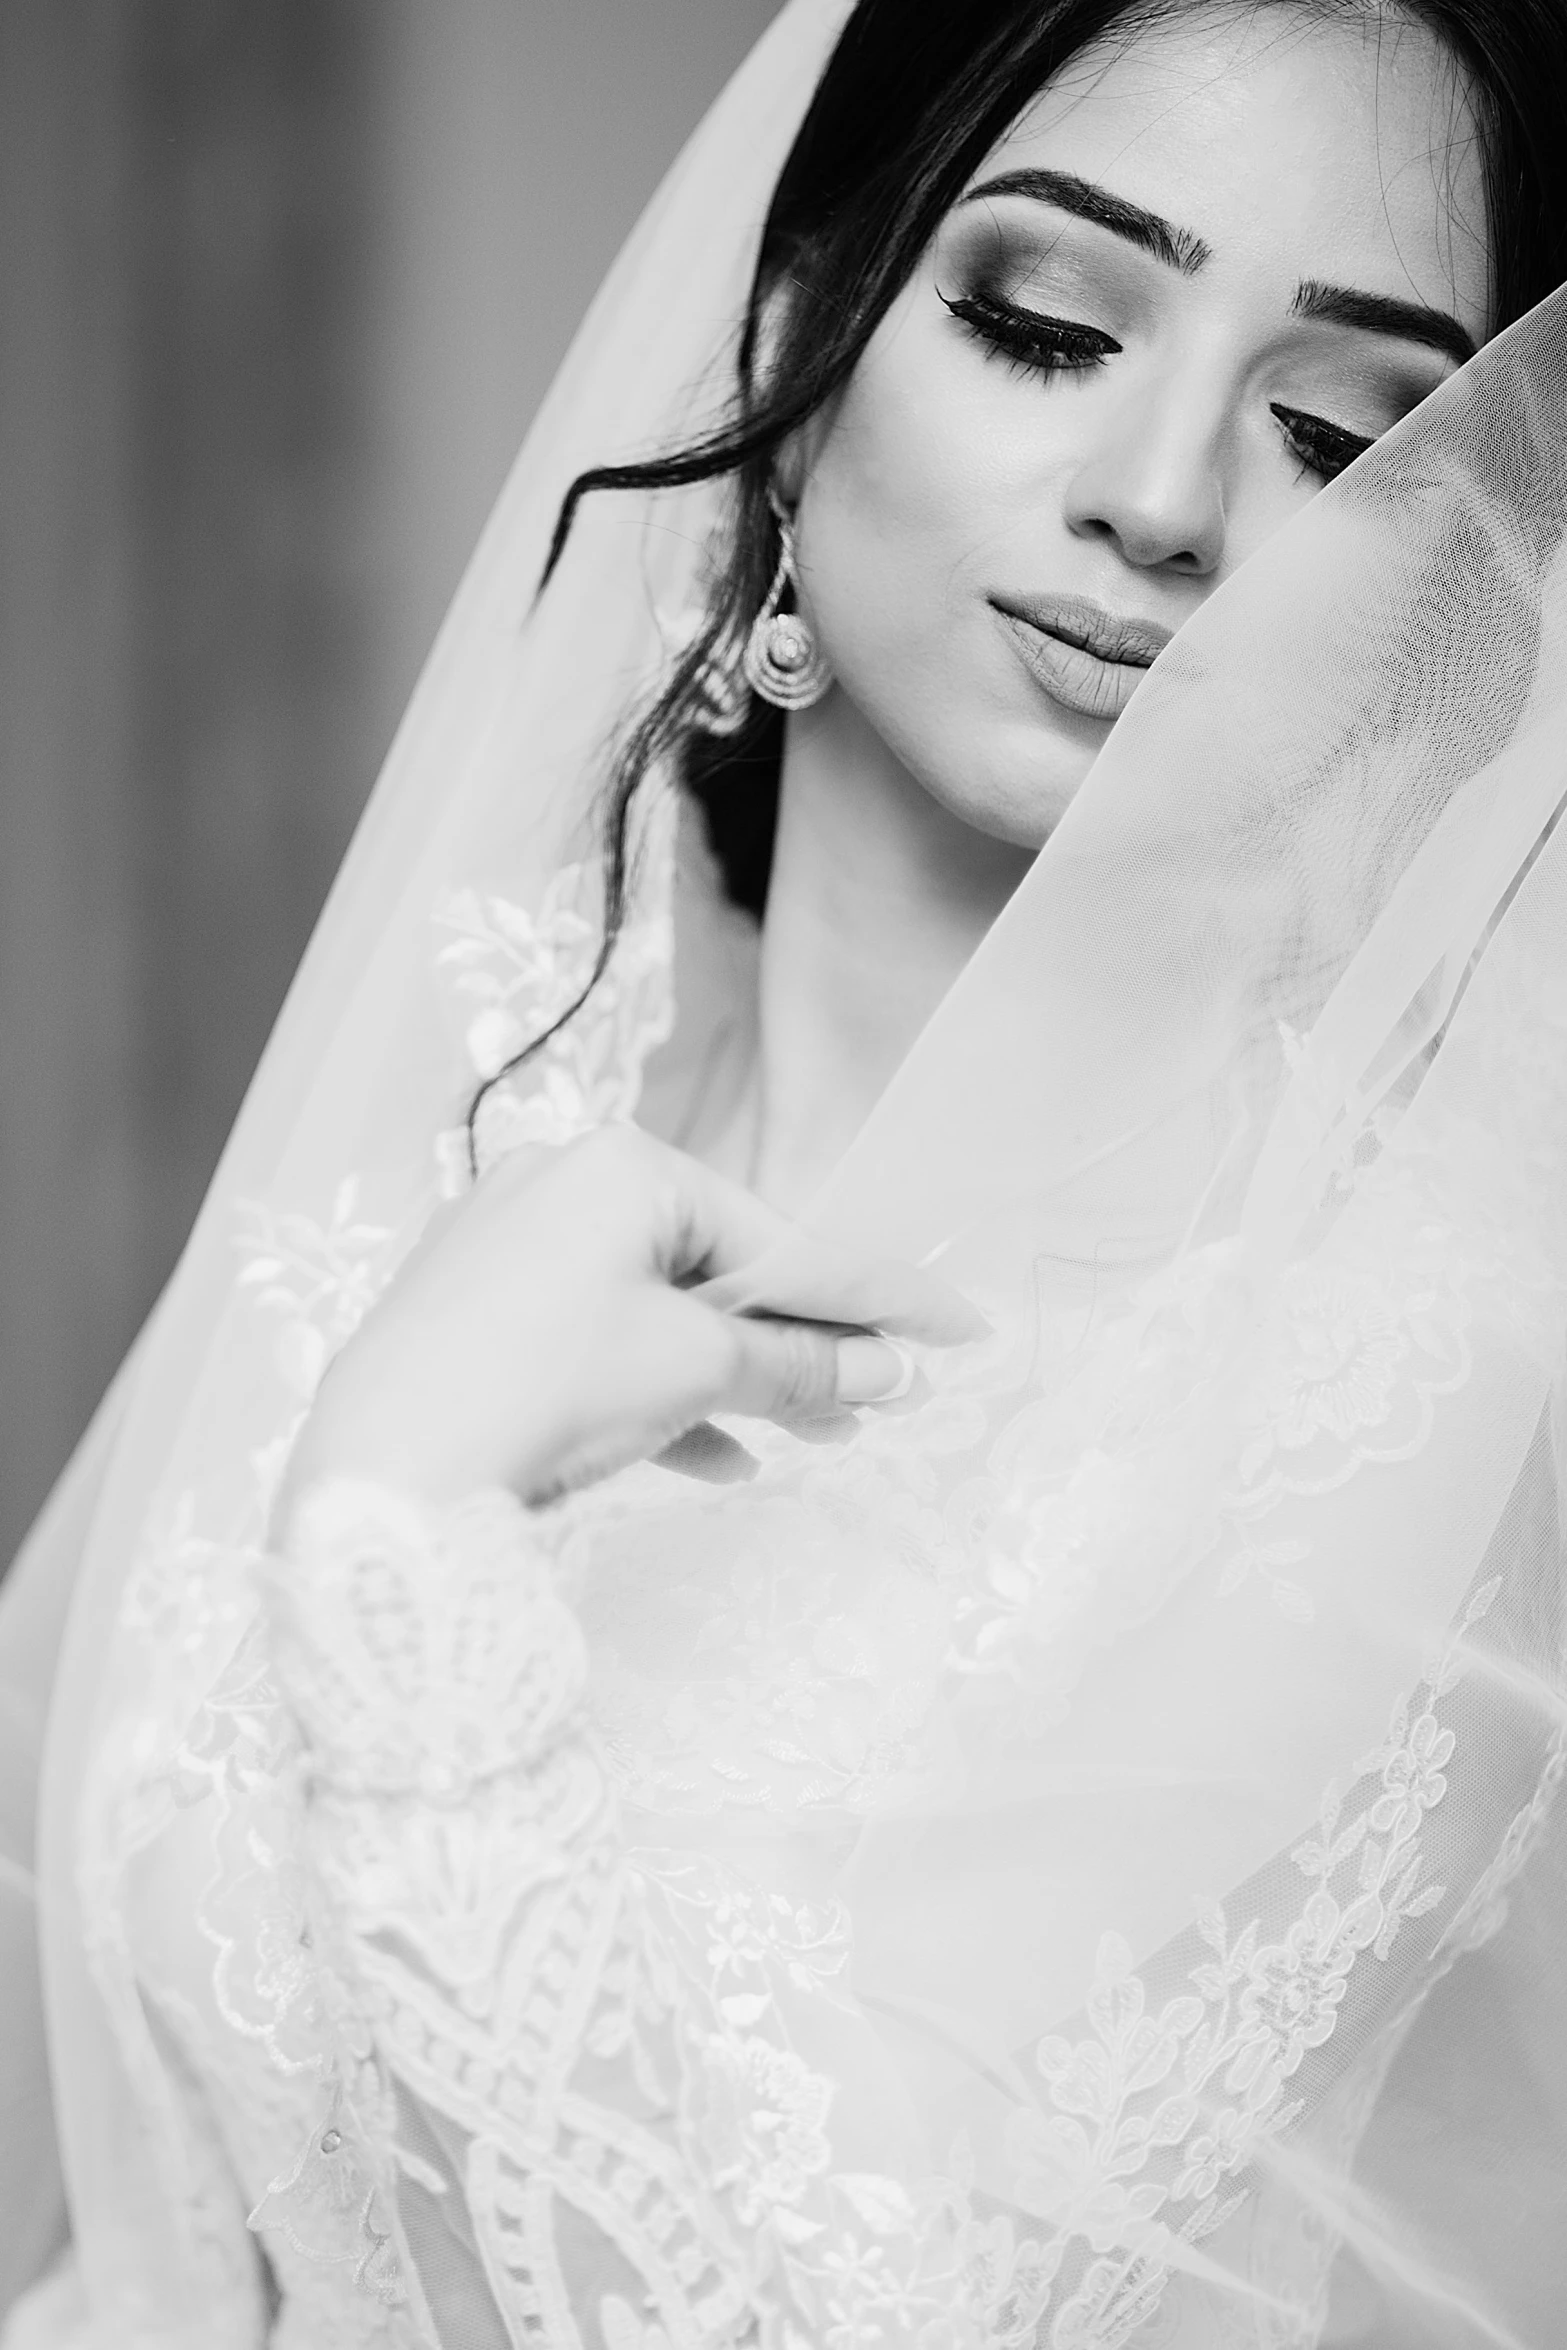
[918,736,1099,854]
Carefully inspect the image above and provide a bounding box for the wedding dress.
[4,1,1567,2344]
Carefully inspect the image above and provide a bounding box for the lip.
[991,592,1174,724]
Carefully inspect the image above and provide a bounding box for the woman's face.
[790,3,1491,849]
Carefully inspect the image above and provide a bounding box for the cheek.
[800,341,990,662]
[790,324,1107,846]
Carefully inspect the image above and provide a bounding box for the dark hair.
[470,0,1567,1149]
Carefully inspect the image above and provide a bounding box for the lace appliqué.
[266,1479,983,2350]
[432,782,677,1182]
[83,789,688,2341]
[235,1177,401,1407]
[998,1576,1500,2348]
[264,1481,588,1804]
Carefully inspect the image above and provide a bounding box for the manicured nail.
[837,1336,916,1404]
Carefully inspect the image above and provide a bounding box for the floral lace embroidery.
[82,836,681,2337]
[431,782,677,1182]
[93,772,1567,2350]
[76,795,694,2343]
[264,1480,974,2350]
[234,1177,401,1405]
[994,1573,1502,2348]
[255,1476,1562,2350]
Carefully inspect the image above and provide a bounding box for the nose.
[1061,370,1228,578]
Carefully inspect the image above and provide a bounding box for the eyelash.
[939,285,1120,375]
[941,286,1377,485]
[1269,403,1374,484]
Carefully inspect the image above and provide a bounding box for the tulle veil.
[3,0,1567,2341]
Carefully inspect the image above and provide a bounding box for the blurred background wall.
[0,0,779,1566]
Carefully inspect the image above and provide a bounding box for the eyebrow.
[961,167,1211,276]
[1292,279,1477,367]
[960,168,1478,368]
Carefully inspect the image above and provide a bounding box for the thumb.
[718,1316,913,1423]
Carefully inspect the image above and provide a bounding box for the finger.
[584,1137,789,1287]
[835,1333,917,1403]
[581,1133,988,1348]
[719,1315,843,1423]
[712,1320,926,1427]
[693,1226,989,1346]
[651,1422,760,1485]
[770,1403,863,1443]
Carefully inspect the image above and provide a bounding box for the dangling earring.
[742,496,832,710]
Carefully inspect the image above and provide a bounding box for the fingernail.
[837,1336,916,1404]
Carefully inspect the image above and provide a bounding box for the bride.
[5,0,1567,2344]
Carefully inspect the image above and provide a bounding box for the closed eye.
[940,286,1122,378]
[943,276,1376,487]
[1271,402,1373,484]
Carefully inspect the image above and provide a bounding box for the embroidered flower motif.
[1368,1708,1455,1844]
[1011,1937,1206,2261]
[1007,2105,1169,2258]
[431,792,676,1176]
[235,1177,399,1403]
[1233,1887,1382,2085]
[107,750,1564,2350]
[1235,1945,1345,2079]
[702,1887,781,1979]
[998,1620,1480,2325]
[1267,1266,1409,1449]
[710,2034,836,2221]
[435,879,597,1077]
[1169,2104,1251,2203]
[954,2206,1062,2345]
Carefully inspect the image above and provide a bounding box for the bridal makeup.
[782,3,1491,857]
[928,160,1470,733]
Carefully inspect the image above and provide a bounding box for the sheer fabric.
[2,0,1567,2342]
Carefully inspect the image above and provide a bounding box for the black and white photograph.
[3,4,1567,2344]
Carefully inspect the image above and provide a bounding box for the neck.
[747,686,1029,1213]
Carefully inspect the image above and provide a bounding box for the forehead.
[977,4,1490,333]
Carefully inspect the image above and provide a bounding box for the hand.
[277,1124,985,1523]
